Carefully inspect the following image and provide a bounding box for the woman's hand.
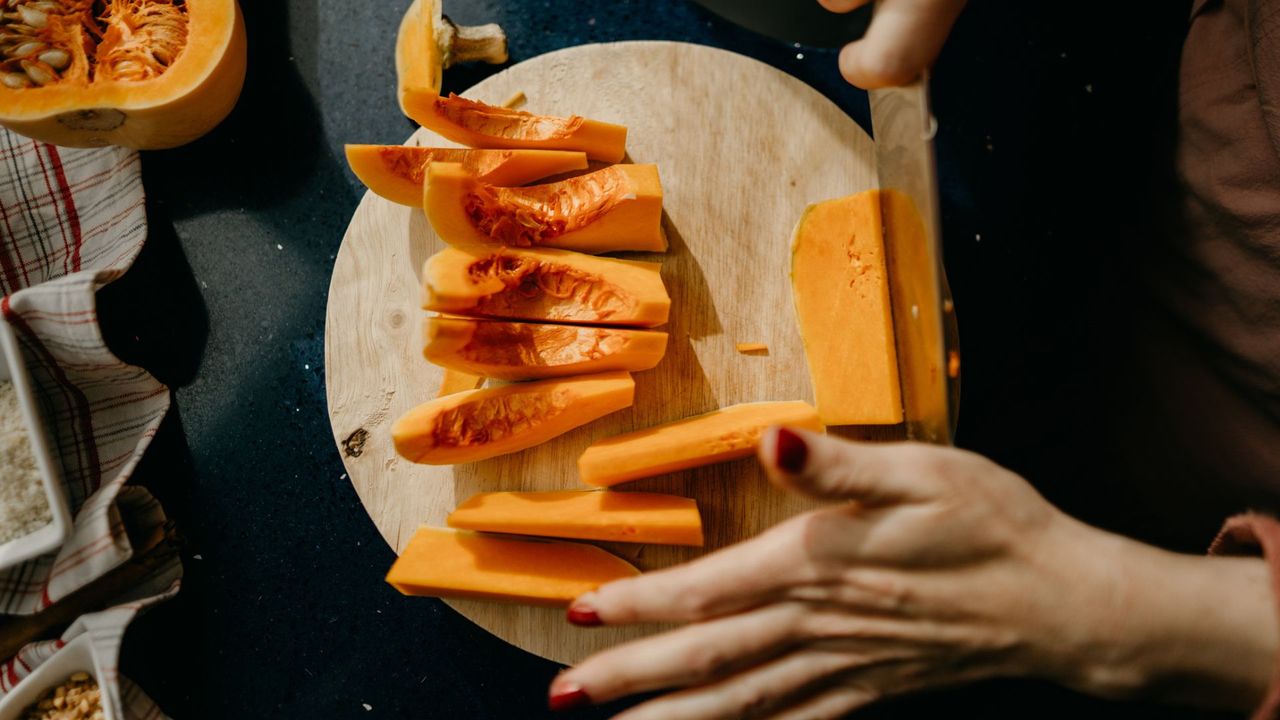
[818,0,966,88]
[549,428,1278,718]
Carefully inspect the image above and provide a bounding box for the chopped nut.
[21,672,102,720]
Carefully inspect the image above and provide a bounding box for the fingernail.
[775,427,808,474]
[566,603,602,627]
[548,684,592,712]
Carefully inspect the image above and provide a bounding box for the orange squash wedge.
[791,191,903,425]
[344,146,588,207]
[386,527,638,607]
[0,0,247,149]
[394,0,506,111]
[448,490,703,546]
[438,367,485,396]
[423,246,670,327]
[426,162,666,252]
[425,317,668,381]
[403,90,627,163]
[579,401,825,487]
[393,370,635,464]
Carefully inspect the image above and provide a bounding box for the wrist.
[1040,521,1278,711]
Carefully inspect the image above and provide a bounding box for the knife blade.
[869,77,957,444]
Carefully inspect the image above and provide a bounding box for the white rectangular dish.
[0,313,72,572]
[0,634,115,720]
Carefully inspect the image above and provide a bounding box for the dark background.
[92,0,1229,717]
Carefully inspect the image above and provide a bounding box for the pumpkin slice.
[438,368,485,395]
[344,146,588,207]
[448,490,703,546]
[403,90,627,163]
[0,0,247,149]
[579,401,825,487]
[393,370,635,464]
[791,191,903,425]
[386,527,638,606]
[394,0,506,110]
[426,162,666,253]
[425,317,668,381]
[423,246,670,327]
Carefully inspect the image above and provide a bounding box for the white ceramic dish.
[0,313,72,571]
[0,634,114,720]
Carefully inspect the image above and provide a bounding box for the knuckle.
[677,586,719,620]
[683,643,732,680]
[793,509,843,561]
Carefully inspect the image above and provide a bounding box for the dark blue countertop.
[94,1,1233,717]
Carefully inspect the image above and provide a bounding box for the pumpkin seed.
[10,40,44,57]
[37,47,66,68]
[16,5,45,29]
[1,70,30,88]
[19,58,52,84]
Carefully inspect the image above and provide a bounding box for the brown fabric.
[1208,514,1280,719]
[1166,0,1280,433]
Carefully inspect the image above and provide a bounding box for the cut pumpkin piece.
[579,401,825,487]
[425,317,668,381]
[345,146,588,207]
[426,162,666,252]
[386,527,638,606]
[423,246,670,327]
[791,191,903,425]
[448,491,703,546]
[393,371,636,464]
[438,368,485,396]
[403,90,627,163]
[394,0,507,110]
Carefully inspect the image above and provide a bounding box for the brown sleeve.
[1209,514,1280,719]
[1248,0,1280,159]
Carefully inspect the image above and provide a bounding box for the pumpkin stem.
[440,16,507,68]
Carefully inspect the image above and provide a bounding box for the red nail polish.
[566,604,602,627]
[775,427,808,474]
[549,685,592,712]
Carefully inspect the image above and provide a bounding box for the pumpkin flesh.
[425,316,668,381]
[344,145,588,207]
[448,490,703,546]
[0,0,247,149]
[423,246,670,328]
[579,401,825,487]
[790,191,903,425]
[392,370,636,464]
[404,90,627,163]
[438,367,485,396]
[386,527,639,607]
[426,162,666,253]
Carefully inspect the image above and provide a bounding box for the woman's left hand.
[547,427,1278,718]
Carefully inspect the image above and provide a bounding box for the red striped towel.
[0,128,181,719]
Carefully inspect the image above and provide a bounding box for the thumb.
[837,0,966,89]
[757,426,941,505]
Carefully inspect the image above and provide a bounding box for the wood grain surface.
[325,40,887,665]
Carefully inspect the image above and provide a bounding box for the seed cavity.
[0,0,189,90]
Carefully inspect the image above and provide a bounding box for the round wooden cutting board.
[325,40,877,665]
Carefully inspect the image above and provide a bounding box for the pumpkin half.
[344,145,588,207]
[0,0,247,149]
[426,162,666,252]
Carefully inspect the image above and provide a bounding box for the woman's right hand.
[819,0,967,88]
